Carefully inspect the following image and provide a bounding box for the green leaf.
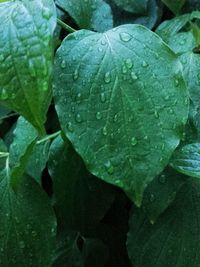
[167,32,197,54]
[9,116,38,188]
[112,0,148,14]
[48,135,115,232]
[53,24,189,205]
[108,0,162,29]
[26,139,50,184]
[156,11,200,44]
[52,231,83,267]
[180,52,200,107]
[170,143,200,178]
[190,22,200,45]
[142,167,187,223]
[0,138,8,169]
[127,179,200,267]
[161,0,185,14]
[56,0,113,32]
[0,0,56,133]
[0,171,56,267]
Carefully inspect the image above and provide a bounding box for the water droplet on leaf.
[131,72,138,81]
[104,72,111,83]
[119,32,132,42]
[125,58,133,69]
[104,160,114,174]
[75,113,82,123]
[96,111,102,120]
[131,137,137,146]
[100,92,106,103]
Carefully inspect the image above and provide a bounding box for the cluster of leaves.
[0,0,200,266]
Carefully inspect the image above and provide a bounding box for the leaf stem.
[57,18,76,33]
[36,130,61,145]
[0,112,18,121]
[0,152,9,158]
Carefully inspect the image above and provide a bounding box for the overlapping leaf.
[53,24,189,205]
[56,0,113,32]
[142,167,188,222]
[170,143,200,178]
[0,0,56,132]
[127,179,200,267]
[112,0,148,14]
[48,135,115,232]
[0,172,56,267]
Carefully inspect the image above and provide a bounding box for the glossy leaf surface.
[56,0,113,32]
[0,172,56,267]
[127,179,200,267]
[0,0,56,132]
[53,24,189,205]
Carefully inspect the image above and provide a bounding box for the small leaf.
[53,24,189,205]
[0,0,57,132]
[0,171,56,267]
[156,11,200,43]
[180,52,200,107]
[108,0,162,29]
[9,116,38,187]
[26,139,50,184]
[161,0,185,14]
[170,143,200,178]
[142,167,188,222]
[127,179,200,267]
[112,0,148,14]
[56,0,113,32]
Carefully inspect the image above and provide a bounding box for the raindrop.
[61,60,66,69]
[101,39,106,45]
[159,174,166,184]
[154,110,159,119]
[73,69,79,81]
[179,39,185,45]
[122,65,127,74]
[29,60,36,77]
[113,114,118,122]
[142,60,148,67]
[19,241,25,249]
[67,122,74,132]
[125,58,133,69]
[1,89,8,100]
[76,93,81,104]
[149,193,155,202]
[119,32,132,42]
[42,7,52,19]
[175,79,179,87]
[41,81,48,91]
[31,231,37,237]
[131,72,138,81]
[96,111,102,120]
[131,137,137,146]
[169,108,173,114]
[100,92,106,103]
[104,160,114,175]
[75,113,82,123]
[104,72,111,83]
[102,126,107,136]
[164,95,170,100]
